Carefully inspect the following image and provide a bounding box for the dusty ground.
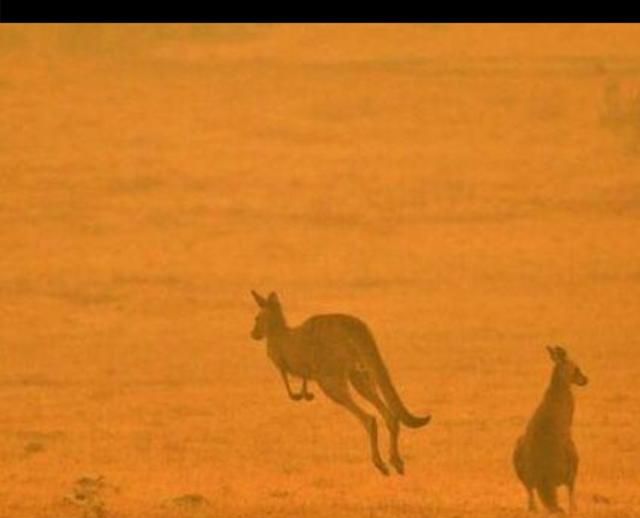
[1,24,640,517]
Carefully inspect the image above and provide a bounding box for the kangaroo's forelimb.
[280,369,314,401]
[301,378,314,401]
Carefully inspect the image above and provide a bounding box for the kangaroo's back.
[301,313,372,341]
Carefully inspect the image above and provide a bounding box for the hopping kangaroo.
[513,346,588,514]
[250,290,431,475]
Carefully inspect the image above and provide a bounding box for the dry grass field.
[1,24,640,517]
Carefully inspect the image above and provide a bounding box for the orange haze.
[0,24,639,518]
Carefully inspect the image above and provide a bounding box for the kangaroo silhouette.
[513,346,588,513]
[250,290,431,475]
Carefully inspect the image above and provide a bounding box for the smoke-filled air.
[1,24,639,518]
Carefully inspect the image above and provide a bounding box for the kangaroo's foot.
[289,392,305,401]
[390,454,404,475]
[303,390,314,401]
[373,457,390,476]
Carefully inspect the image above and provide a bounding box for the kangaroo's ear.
[267,292,280,306]
[251,290,267,307]
[547,346,558,362]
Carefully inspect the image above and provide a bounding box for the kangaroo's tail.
[363,329,431,428]
[537,480,563,514]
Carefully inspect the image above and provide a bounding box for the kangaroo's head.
[547,345,588,387]
[250,290,286,341]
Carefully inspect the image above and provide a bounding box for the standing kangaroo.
[513,346,588,513]
[250,290,431,475]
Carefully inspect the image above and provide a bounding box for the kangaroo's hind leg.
[527,487,538,512]
[514,436,537,511]
[567,484,576,515]
[349,369,404,475]
[317,375,389,476]
[567,439,579,514]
